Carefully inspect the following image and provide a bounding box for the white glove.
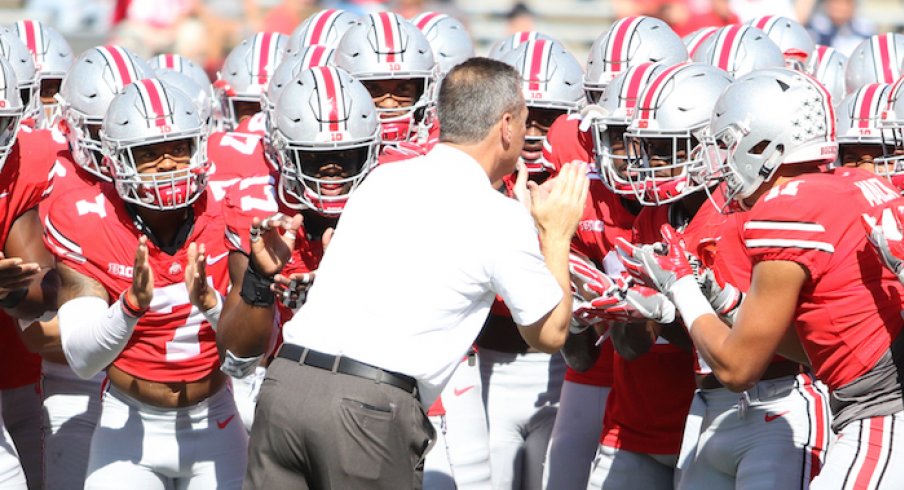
[623,286,677,324]
[578,104,610,133]
[697,268,743,323]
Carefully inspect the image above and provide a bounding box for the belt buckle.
[331,355,341,374]
[299,348,309,364]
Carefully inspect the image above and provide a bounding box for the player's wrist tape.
[203,293,223,331]
[0,288,28,309]
[221,349,264,378]
[120,291,148,318]
[240,262,275,307]
[668,276,716,332]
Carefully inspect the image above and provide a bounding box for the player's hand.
[0,252,40,300]
[249,213,303,276]
[271,272,315,310]
[530,162,589,244]
[578,104,609,133]
[615,225,695,294]
[185,242,218,311]
[697,267,743,319]
[622,286,676,324]
[862,207,904,283]
[128,236,154,310]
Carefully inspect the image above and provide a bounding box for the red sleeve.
[542,114,592,175]
[743,179,834,281]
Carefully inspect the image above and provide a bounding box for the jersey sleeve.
[13,128,61,212]
[222,175,281,254]
[542,114,590,174]
[743,180,834,281]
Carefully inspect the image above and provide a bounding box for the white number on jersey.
[76,194,107,219]
[151,282,209,362]
[219,133,260,156]
[239,175,279,213]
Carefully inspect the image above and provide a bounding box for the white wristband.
[668,276,717,332]
[202,293,224,331]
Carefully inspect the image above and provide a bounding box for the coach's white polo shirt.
[283,144,562,407]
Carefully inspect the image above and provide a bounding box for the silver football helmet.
[0,30,38,121]
[0,57,22,173]
[682,26,718,58]
[624,63,733,205]
[500,39,583,173]
[836,83,891,145]
[593,62,666,196]
[488,31,557,61]
[149,53,211,88]
[215,32,287,131]
[334,12,437,144]
[59,45,151,181]
[807,45,847,104]
[286,8,358,53]
[411,12,473,76]
[692,25,785,78]
[584,16,687,103]
[271,66,380,215]
[102,78,209,211]
[845,34,904,94]
[701,68,837,210]
[262,44,335,115]
[744,16,815,68]
[155,70,214,132]
[10,20,73,127]
[875,78,904,185]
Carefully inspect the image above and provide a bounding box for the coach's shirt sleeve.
[490,198,563,327]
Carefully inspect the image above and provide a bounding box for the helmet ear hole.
[749,140,771,155]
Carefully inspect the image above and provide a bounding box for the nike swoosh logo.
[217,414,235,429]
[764,411,790,422]
[453,386,475,397]
[207,251,229,265]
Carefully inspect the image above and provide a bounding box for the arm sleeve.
[58,296,139,379]
[490,202,563,327]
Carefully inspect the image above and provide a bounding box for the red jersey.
[544,113,641,387]
[206,130,273,202]
[234,112,267,136]
[44,186,230,383]
[743,169,904,390]
[40,147,104,221]
[0,128,60,389]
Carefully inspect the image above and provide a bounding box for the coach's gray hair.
[438,57,525,144]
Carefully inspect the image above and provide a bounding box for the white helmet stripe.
[305,9,343,46]
[251,33,280,87]
[604,16,644,73]
[413,12,445,33]
[373,12,403,63]
[522,40,553,93]
[134,78,173,128]
[16,20,44,62]
[637,63,687,121]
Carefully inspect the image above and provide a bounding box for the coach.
[242,57,589,489]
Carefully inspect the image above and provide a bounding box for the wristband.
[240,262,275,307]
[668,276,716,332]
[120,291,148,318]
[0,288,27,309]
[203,293,224,331]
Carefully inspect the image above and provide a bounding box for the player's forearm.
[217,287,276,358]
[4,268,60,320]
[689,315,768,392]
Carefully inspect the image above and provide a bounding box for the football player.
[623,67,904,489]
[44,79,245,489]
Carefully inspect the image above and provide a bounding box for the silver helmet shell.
[287,9,358,53]
[411,12,473,76]
[215,32,287,131]
[692,25,785,78]
[845,33,904,94]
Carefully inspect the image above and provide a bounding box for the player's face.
[362,78,421,118]
[132,139,193,175]
[604,126,629,177]
[840,144,883,174]
[233,101,260,124]
[39,78,61,105]
[641,138,686,178]
[521,107,561,162]
[293,147,368,196]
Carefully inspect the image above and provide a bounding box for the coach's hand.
[530,162,588,244]
[249,213,303,276]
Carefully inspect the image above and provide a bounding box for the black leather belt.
[277,344,418,396]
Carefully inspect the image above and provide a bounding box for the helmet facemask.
[105,134,209,211]
[275,130,379,215]
[595,124,635,197]
[624,128,707,205]
[360,75,435,144]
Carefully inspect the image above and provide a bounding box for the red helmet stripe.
[878,34,895,83]
[716,26,742,72]
[638,63,684,120]
[99,46,137,88]
[138,79,169,127]
[21,21,38,57]
[857,84,880,129]
[687,27,717,58]
[754,15,774,31]
[375,12,397,63]
[313,66,344,133]
[525,40,549,92]
[414,12,443,31]
[309,9,340,45]
[607,16,639,73]
[256,33,274,85]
